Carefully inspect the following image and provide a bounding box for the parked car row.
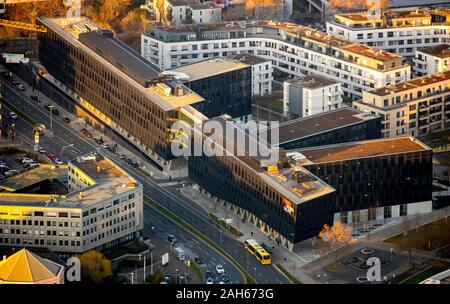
[37,150,63,165]
[161,273,189,284]
[16,154,39,169]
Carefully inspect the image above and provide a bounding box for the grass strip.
[190,261,203,280]
[1,99,37,126]
[209,213,244,237]
[275,264,302,284]
[144,197,255,284]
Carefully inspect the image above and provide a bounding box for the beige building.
[0,154,143,255]
[353,71,450,138]
[414,44,450,76]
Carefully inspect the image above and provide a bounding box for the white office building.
[230,53,273,96]
[157,0,222,25]
[414,44,450,76]
[142,21,411,101]
[283,75,342,118]
[0,154,144,254]
[327,9,450,58]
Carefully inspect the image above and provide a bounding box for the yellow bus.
[244,239,271,265]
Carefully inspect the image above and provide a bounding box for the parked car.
[216,264,225,274]
[22,158,35,164]
[17,84,25,91]
[131,161,139,168]
[101,143,110,149]
[94,138,103,145]
[86,132,93,139]
[167,234,178,244]
[62,117,71,124]
[54,158,63,165]
[118,154,126,160]
[4,170,18,176]
[38,148,46,154]
[24,162,39,169]
[16,154,27,160]
[0,165,11,172]
[11,79,19,85]
[9,112,17,120]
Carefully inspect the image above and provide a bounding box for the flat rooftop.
[0,154,141,209]
[230,53,270,65]
[264,108,379,144]
[0,165,67,192]
[38,17,203,111]
[417,44,450,59]
[78,30,159,87]
[285,74,340,90]
[169,58,249,81]
[297,137,430,164]
[368,70,450,97]
[168,0,216,9]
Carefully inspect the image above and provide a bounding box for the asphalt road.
[0,67,290,284]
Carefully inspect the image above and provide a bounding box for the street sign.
[162,253,169,266]
[34,130,39,144]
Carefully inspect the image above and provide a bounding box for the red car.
[44,152,56,161]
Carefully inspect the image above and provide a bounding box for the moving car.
[206,277,214,285]
[31,95,40,103]
[205,271,214,280]
[17,84,25,91]
[221,273,230,283]
[167,234,178,244]
[9,112,17,120]
[54,158,63,165]
[194,256,204,265]
[216,264,225,274]
[62,117,71,124]
[101,143,110,149]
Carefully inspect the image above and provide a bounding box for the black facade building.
[263,108,382,150]
[169,58,252,119]
[299,137,433,217]
[37,17,204,163]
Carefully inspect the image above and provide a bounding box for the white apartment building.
[157,0,222,25]
[283,74,342,118]
[0,154,143,255]
[353,71,450,138]
[414,44,450,76]
[142,21,411,101]
[327,9,450,58]
[230,53,273,96]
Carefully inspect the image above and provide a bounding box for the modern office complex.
[353,71,450,138]
[188,116,431,248]
[327,9,450,58]
[37,17,205,167]
[414,44,450,76]
[168,58,252,119]
[230,53,273,97]
[283,75,342,118]
[297,137,433,225]
[262,107,382,150]
[0,154,143,254]
[142,21,410,100]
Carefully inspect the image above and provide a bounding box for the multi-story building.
[0,154,144,255]
[37,17,206,168]
[262,107,382,150]
[156,0,222,25]
[414,44,450,76]
[187,115,431,249]
[168,57,252,119]
[283,74,342,118]
[142,21,411,101]
[298,137,433,226]
[353,71,450,138]
[230,53,273,97]
[327,9,450,58]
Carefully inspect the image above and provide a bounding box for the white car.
[54,158,64,165]
[22,158,34,164]
[216,264,225,274]
[206,278,214,285]
[101,143,110,149]
[4,170,18,176]
[38,148,46,154]
[9,112,18,120]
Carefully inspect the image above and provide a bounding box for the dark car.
[205,271,214,280]
[177,274,188,284]
[52,108,59,116]
[11,79,19,85]
[131,161,139,168]
[167,234,178,244]
[94,138,103,145]
[62,117,71,124]
[31,95,41,103]
[194,256,204,264]
[221,273,230,283]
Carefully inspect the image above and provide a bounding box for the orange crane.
[0,19,47,32]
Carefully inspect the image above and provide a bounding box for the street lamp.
[62,144,74,156]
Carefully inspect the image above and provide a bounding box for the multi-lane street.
[0,67,290,284]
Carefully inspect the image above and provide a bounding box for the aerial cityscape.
[0,0,449,291]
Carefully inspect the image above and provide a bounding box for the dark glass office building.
[170,58,252,119]
[263,107,382,150]
[37,17,204,161]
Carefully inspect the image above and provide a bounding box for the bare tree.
[319,221,354,265]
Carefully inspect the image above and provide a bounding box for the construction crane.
[0,19,47,32]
